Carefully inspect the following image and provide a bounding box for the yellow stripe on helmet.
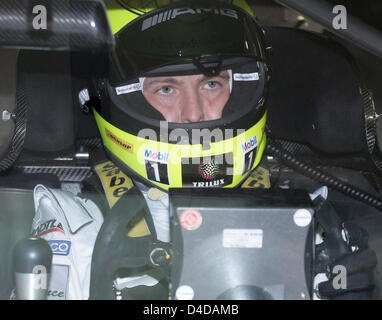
[93,108,266,191]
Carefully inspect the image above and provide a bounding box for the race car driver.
[21,0,377,300]
[87,0,269,299]
[87,0,377,300]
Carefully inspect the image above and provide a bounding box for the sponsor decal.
[223,229,263,248]
[144,149,169,163]
[142,7,238,31]
[105,128,134,153]
[241,135,258,153]
[182,153,233,187]
[241,135,258,175]
[115,82,142,95]
[32,219,65,237]
[180,209,203,231]
[144,149,170,185]
[234,72,259,81]
[94,161,150,237]
[192,179,225,187]
[241,166,271,189]
[48,264,69,300]
[47,290,65,299]
[198,160,219,180]
[48,240,71,256]
[94,161,134,208]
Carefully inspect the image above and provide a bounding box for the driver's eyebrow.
[144,77,184,88]
[210,71,230,80]
[200,71,230,82]
[144,71,230,88]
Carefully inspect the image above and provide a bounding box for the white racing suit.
[30,184,104,300]
[27,181,170,300]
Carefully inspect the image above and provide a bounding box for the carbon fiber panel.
[0,0,114,51]
[19,166,92,183]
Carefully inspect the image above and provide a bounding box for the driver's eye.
[158,86,173,95]
[204,81,219,89]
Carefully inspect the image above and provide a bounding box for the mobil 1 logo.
[144,149,170,185]
[242,135,258,176]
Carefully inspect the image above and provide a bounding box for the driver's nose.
[180,87,204,123]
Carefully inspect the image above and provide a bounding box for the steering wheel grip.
[313,196,352,260]
[89,188,156,300]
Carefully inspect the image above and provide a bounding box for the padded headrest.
[265,27,367,154]
[17,50,75,153]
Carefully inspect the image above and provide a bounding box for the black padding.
[223,61,262,116]
[265,27,367,154]
[70,52,107,143]
[111,82,166,122]
[0,172,60,189]
[17,51,75,153]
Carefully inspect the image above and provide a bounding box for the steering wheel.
[89,188,172,300]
